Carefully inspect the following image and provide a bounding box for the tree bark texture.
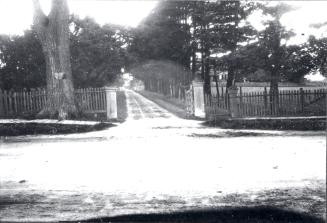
[33,0,77,119]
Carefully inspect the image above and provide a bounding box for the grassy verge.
[205,117,327,131]
[0,122,114,136]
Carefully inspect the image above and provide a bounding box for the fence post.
[228,87,240,118]
[13,91,18,114]
[0,89,4,117]
[104,87,117,120]
[8,89,13,116]
[263,87,268,115]
[300,88,304,114]
[3,90,8,117]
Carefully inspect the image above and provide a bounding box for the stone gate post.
[104,87,118,120]
[192,81,205,118]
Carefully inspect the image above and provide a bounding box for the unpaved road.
[0,90,326,222]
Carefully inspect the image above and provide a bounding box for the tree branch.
[32,0,48,28]
[49,0,69,19]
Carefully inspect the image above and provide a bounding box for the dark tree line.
[0,15,130,91]
[128,1,193,100]
[128,1,257,97]
[128,1,327,103]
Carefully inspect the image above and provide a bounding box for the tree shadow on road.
[77,207,324,223]
[0,122,115,137]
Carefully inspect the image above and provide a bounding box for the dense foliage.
[128,1,257,95]
[70,16,131,88]
[128,1,326,99]
[0,16,130,90]
[0,30,45,90]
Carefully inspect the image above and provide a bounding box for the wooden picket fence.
[74,88,106,113]
[205,87,327,118]
[0,88,107,118]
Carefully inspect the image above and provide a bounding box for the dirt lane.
[126,90,172,119]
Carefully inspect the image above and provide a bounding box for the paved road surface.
[0,90,326,222]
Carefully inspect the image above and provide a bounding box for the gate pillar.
[192,81,205,118]
[104,87,118,120]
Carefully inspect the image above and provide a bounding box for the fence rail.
[205,87,327,118]
[0,88,107,118]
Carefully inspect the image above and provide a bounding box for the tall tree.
[191,1,256,93]
[258,3,295,114]
[128,1,193,99]
[32,0,76,120]
[211,1,257,89]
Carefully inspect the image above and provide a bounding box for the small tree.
[32,0,77,120]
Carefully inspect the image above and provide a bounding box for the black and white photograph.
[0,0,326,222]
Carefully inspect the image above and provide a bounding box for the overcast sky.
[0,0,158,34]
[0,1,326,40]
[0,1,327,45]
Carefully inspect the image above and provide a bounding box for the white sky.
[0,0,327,44]
[0,0,158,35]
[249,1,327,45]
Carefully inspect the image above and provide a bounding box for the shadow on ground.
[0,122,115,137]
[75,207,324,223]
[188,131,277,138]
[203,118,327,131]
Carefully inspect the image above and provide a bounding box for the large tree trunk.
[33,0,77,120]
